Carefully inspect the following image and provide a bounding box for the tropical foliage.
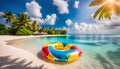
[0,24,10,35]
[0,11,67,35]
[89,0,120,20]
[3,11,16,23]
[39,26,67,35]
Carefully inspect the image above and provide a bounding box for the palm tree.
[17,13,30,27]
[32,21,39,32]
[39,26,47,33]
[3,11,16,23]
[16,13,33,30]
[47,27,55,34]
[89,0,120,20]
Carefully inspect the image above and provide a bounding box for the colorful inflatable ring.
[41,42,82,62]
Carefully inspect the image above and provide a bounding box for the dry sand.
[0,35,58,69]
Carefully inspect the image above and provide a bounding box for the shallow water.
[11,34,120,69]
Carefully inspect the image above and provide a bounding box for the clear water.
[19,34,120,69]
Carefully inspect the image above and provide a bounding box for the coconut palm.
[3,11,16,23]
[32,21,39,32]
[89,0,120,20]
[16,13,33,29]
[39,26,47,33]
[17,13,30,26]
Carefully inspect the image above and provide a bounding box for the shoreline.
[4,35,90,69]
[0,35,104,69]
[0,35,58,69]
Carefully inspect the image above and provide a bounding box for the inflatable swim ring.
[41,42,82,62]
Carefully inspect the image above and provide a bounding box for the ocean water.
[14,34,120,69]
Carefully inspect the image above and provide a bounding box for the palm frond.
[89,0,106,6]
[93,2,113,20]
[93,5,105,19]
[114,5,120,16]
[99,8,111,20]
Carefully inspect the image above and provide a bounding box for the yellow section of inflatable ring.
[47,53,55,61]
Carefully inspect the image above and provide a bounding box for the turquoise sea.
[15,34,120,69]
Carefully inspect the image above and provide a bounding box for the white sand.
[0,35,58,69]
[0,35,100,69]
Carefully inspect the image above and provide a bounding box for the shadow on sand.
[0,56,47,69]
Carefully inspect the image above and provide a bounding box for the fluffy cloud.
[26,0,42,18]
[30,17,44,24]
[65,19,72,26]
[30,14,57,25]
[74,22,80,31]
[74,1,80,8]
[66,15,120,34]
[44,14,57,25]
[73,22,100,32]
[26,0,57,25]
[53,0,69,14]
[106,15,120,29]
[111,15,120,24]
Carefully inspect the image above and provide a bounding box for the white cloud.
[26,0,42,18]
[111,15,120,24]
[53,0,69,14]
[0,12,5,18]
[30,17,44,24]
[26,0,57,25]
[73,22,101,32]
[30,14,57,25]
[65,19,72,26]
[44,14,57,25]
[106,15,120,29]
[66,15,120,34]
[74,1,80,8]
[55,11,120,34]
[74,22,81,31]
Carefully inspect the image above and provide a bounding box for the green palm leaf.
[93,2,113,20]
[32,21,39,31]
[93,5,105,19]
[3,11,15,23]
[99,8,111,20]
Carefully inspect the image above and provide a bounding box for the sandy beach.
[0,35,88,69]
[1,35,98,69]
[0,35,114,69]
[0,35,58,69]
[1,0,120,69]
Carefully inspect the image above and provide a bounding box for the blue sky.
[0,0,120,34]
[0,0,95,27]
